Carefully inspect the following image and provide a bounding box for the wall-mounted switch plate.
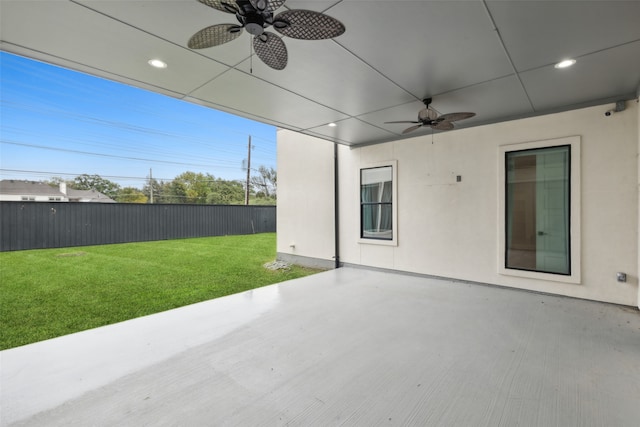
[616,272,627,282]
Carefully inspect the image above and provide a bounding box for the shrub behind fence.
[0,202,276,251]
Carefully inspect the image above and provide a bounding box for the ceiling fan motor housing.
[235,0,276,36]
[244,14,265,35]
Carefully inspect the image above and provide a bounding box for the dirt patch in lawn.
[55,252,87,257]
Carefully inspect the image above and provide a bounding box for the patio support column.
[334,142,340,269]
[637,93,640,309]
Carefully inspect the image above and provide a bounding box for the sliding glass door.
[506,145,570,275]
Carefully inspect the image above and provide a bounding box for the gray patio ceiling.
[1,0,639,146]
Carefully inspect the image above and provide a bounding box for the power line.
[0,169,152,182]
[0,168,267,183]
[0,54,278,147]
[1,52,279,183]
[1,121,276,165]
[1,140,247,170]
[1,99,277,149]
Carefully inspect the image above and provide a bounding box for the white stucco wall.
[277,131,336,267]
[278,102,639,306]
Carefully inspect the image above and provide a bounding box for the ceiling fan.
[188,0,346,70]
[385,98,476,134]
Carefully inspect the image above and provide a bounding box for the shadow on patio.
[2,268,639,426]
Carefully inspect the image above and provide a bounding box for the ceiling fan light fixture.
[554,59,576,69]
[147,59,167,69]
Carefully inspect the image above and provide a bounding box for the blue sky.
[0,51,277,188]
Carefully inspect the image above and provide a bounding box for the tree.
[142,178,167,204]
[166,171,215,204]
[250,165,277,199]
[206,179,245,205]
[117,187,148,203]
[44,176,71,187]
[139,172,258,205]
[72,174,121,199]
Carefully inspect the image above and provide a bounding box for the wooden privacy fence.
[0,202,276,251]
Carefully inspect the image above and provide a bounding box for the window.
[505,145,571,275]
[361,165,393,240]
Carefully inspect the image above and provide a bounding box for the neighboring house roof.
[0,180,66,197]
[0,180,116,203]
[65,188,116,203]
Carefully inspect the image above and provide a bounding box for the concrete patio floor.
[2,267,639,426]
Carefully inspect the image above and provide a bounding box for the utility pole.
[149,168,154,204]
[245,135,252,205]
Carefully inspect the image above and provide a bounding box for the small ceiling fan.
[385,98,476,134]
[188,0,345,70]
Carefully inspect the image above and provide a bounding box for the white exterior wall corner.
[277,103,639,306]
[276,130,336,266]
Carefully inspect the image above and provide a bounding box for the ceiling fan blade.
[188,24,243,49]
[385,121,420,124]
[432,121,455,131]
[438,112,476,122]
[253,32,288,70]
[197,0,239,14]
[250,0,286,13]
[418,107,437,121]
[403,124,423,134]
[273,10,345,40]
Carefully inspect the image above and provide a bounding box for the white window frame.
[358,160,398,247]
[498,136,581,284]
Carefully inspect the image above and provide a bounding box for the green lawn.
[0,233,321,350]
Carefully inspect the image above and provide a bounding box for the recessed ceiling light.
[148,59,167,69]
[328,123,337,127]
[554,59,576,69]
